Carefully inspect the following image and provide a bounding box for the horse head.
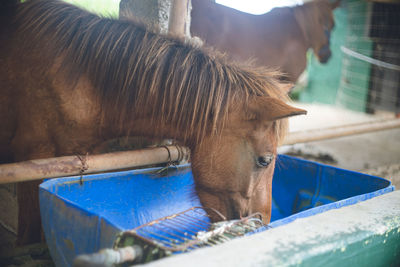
[190,96,306,223]
[294,0,340,64]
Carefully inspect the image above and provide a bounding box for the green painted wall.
[63,0,120,17]
[336,0,373,112]
[299,5,347,105]
[299,0,373,112]
[299,227,400,267]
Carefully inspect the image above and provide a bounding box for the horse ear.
[331,0,341,9]
[247,96,306,122]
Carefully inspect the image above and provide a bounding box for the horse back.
[190,0,307,77]
[0,17,102,162]
[192,1,311,81]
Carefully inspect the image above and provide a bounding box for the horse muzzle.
[195,186,270,223]
[226,193,270,224]
[318,45,331,64]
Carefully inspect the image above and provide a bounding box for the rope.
[341,46,400,71]
[162,145,172,163]
[175,144,185,162]
[154,145,188,175]
[155,146,175,175]
[77,153,89,185]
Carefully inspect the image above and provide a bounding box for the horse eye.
[256,154,274,168]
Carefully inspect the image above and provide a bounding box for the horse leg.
[11,135,56,245]
[16,145,54,245]
[16,180,43,245]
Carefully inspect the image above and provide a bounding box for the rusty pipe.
[0,145,189,184]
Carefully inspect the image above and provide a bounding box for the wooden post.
[168,0,191,38]
[119,0,171,34]
[119,0,191,37]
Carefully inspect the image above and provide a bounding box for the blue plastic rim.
[39,155,394,267]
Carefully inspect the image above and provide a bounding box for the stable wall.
[299,2,347,106]
[299,0,373,113]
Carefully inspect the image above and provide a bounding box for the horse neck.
[118,117,189,144]
[292,4,322,51]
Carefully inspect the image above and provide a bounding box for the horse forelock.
[16,0,289,145]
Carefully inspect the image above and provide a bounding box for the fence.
[337,0,400,113]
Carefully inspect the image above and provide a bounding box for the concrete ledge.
[143,191,400,266]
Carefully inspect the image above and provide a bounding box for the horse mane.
[14,0,289,144]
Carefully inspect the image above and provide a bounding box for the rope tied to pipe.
[155,145,186,175]
[77,153,89,185]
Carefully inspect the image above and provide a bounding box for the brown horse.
[191,0,340,82]
[0,0,305,245]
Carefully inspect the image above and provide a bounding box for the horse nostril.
[256,154,274,168]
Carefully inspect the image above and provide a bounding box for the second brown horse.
[191,0,340,82]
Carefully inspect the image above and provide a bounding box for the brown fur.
[0,0,305,244]
[191,0,339,82]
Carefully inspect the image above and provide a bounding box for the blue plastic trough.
[39,155,394,267]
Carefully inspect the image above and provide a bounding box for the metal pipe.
[0,145,189,184]
[73,246,143,267]
[283,118,400,145]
